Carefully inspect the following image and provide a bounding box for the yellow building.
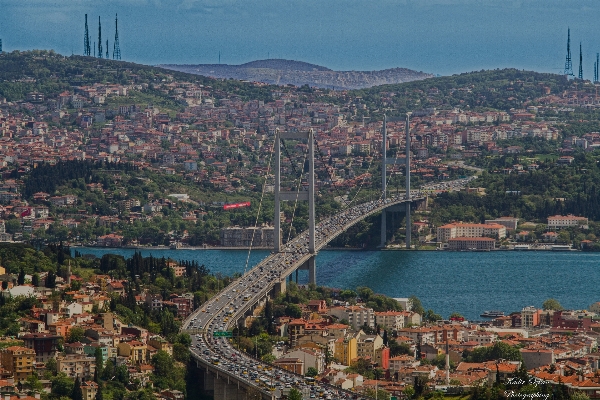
[81,381,98,400]
[148,337,173,357]
[117,341,147,364]
[333,337,357,366]
[1,346,35,381]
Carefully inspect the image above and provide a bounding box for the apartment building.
[0,346,35,381]
[375,311,405,330]
[329,305,375,330]
[57,354,97,379]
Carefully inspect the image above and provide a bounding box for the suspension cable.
[285,145,309,245]
[243,139,276,275]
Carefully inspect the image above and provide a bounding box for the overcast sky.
[1,0,599,76]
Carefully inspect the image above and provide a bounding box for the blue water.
[1,1,598,76]
[73,247,600,320]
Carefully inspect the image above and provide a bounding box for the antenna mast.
[113,14,121,60]
[564,28,573,77]
[578,42,583,80]
[98,16,103,58]
[84,14,91,56]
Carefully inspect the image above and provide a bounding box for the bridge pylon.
[274,129,317,285]
[380,113,413,249]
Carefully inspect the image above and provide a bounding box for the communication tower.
[579,42,583,80]
[596,53,599,83]
[98,16,103,58]
[564,28,573,77]
[0,39,2,54]
[84,14,91,56]
[113,14,121,60]
[106,40,109,59]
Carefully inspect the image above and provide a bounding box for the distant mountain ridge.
[239,59,332,71]
[159,59,433,90]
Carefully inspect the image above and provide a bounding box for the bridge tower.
[274,129,317,284]
[380,115,387,247]
[380,113,413,248]
[405,112,412,248]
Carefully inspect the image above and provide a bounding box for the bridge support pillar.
[214,376,228,400]
[406,202,411,248]
[273,279,286,296]
[204,371,214,392]
[308,256,316,285]
[380,210,387,248]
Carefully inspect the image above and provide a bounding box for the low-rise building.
[548,215,588,229]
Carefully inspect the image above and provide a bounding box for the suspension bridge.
[183,114,475,399]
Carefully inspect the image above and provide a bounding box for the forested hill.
[343,68,572,116]
[0,50,275,102]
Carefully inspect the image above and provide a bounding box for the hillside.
[159,59,433,90]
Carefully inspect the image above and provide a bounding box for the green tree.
[288,388,303,400]
[305,367,318,377]
[45,357,57,376]
[285,304,302,318]
[17,267,25,285]
[409,295,425,315]
[67,326,85,343]
[94,347,104,381]
[72,377,83,400]
[543,298,564,311]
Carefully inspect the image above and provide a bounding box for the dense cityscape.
[0,30,600,400]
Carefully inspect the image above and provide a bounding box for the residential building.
[333,337,357,366]
[0,346,35,381]
[81,381,99,400]
[329,305,375,330]
[375,311,405,330]
[21,333,61,363]
[57,354,96,379]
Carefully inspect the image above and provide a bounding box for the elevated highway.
[183,178,475,400]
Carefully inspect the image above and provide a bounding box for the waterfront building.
[437,223,505,242]
[219,225,277,247]
[447,237,495,250]
[547,215,588,229]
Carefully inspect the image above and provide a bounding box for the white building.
[547,215,588,229]
[329,305,375,330]
[437,223,506,242]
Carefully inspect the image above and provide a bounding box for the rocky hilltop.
[159,59,433,90]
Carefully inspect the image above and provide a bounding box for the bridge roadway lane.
[182,177,475,400]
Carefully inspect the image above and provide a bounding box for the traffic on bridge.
[182,176,475,400]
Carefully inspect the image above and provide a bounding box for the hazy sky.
[1,0,599,76]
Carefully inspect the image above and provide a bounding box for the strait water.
[73,247,600,321]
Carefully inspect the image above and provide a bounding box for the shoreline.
[71,245,581,252]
